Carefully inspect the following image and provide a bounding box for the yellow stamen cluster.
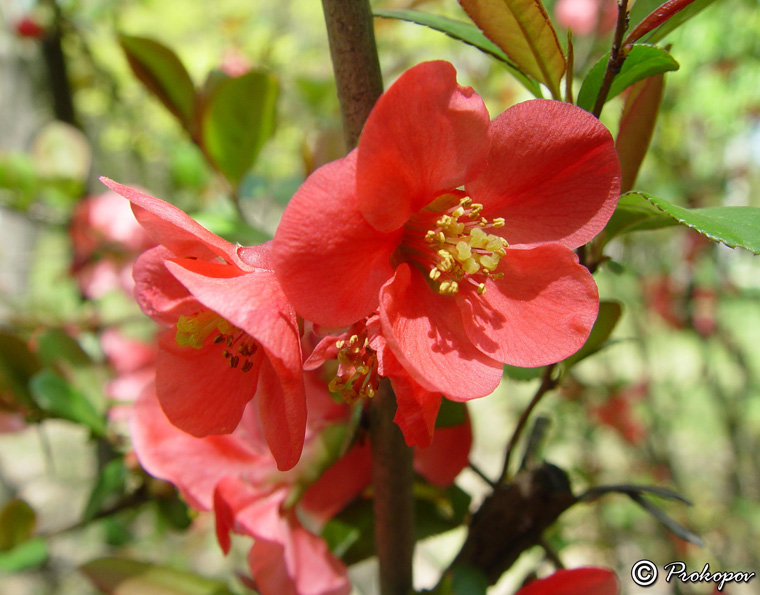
[424,197,508,295]
[328,334,379,404]
[175,310,258,372]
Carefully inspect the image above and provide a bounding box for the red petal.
[379,264,502,400]
[457,245,599,367]
[467,100,620,249]
[100,177,238,261]
[273,153,399,326]
[257,356,307,471]
[414,412,472,487]
[132,247,197,325]
[516,568,619,595]
[130,386,267,511]
[155,328,263,436]
[300,443,372,523]
[357,61,491,232]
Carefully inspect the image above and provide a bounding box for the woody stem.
[321,2,414,594]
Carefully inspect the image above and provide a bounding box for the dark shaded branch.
[369,382,414,595]
[591,0,630,118]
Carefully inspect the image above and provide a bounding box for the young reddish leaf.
[628,0,717,45]
[624,0,696,46]
[119,35,196,129]
[458,0,565,98]
[200,70,278,186]
[80,557,233,595]
[616,74,665,193]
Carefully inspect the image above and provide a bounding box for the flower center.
[328,332,379,404]
[401,195,507,295]
[175,310,258,372]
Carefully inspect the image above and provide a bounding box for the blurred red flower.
[516,567,619,595]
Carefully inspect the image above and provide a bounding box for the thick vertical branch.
[321,0,384,149]
[320,3,413,593]
[591,0,630,118]
[369,382,414,595]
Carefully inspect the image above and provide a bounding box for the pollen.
[329,330,380,404]
[413,196,509,295]
[175,310,258,373]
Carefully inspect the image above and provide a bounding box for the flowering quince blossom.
[515,567,619,595]
[131,369,472,595]
[306,314,472,449]
[100,178,306,471]
[273,61,621,403]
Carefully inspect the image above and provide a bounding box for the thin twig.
[499,365,558,484]
[591,0,631,118]
[469,461,497,489]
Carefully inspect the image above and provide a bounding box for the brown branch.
[369,382,414,595]
[591,0,630,118]
[321,0,384,150]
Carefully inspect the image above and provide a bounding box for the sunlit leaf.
[80,557,233,595]
[0,499,36,551]
[0,537,48,572]
[601,192,678,245]
[616,74,666,193]
[435,399,468,428]
[200,71,278,186]
[458,0,565,98]
[637,192,760,254]
[563,301,623,369]
[30,370,106,436]
[373,9,542,97]
[119,35,196,129]
[577,44,678,112]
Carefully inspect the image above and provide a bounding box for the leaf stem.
[591,0,631,118]
[498,364,557,483]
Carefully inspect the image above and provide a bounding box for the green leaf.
[200,71,278,186]
[616,74,666,193]
[503,364,544,382]
[119,35,196,129]
[601,192,679,245]
[0,332,43,412]
[458,0,565,99]
[373,9,542,97]
[80,558,233,595]
[82,459,127,523]
[435,398,468,428]
[0,499,36,551]
[35,328,92,369]
[323,484,471,565]
[0,537,48,572]
[637,192,760,254]
[30,370,106,436]
[577,44,678,112]
[563,301,623,369]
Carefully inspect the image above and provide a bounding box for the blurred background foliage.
[0,0,758,593]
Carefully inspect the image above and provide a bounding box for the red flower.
[131,368,471,594]
[101,178,306,471]
[274,61,620,400]
[515,567,619,595]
